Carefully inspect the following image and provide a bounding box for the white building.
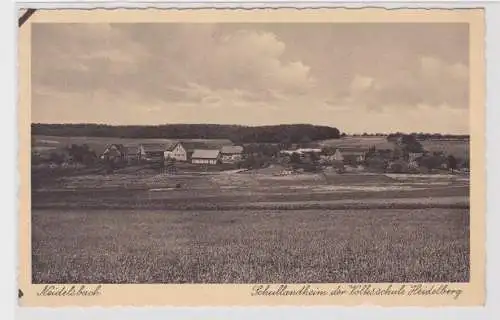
[164,142,188,162]
[191,149,221,165]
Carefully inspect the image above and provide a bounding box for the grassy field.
[31,169,470,283]
[320,136,395,150]
[32,208,469,283]
[320,136,469,158]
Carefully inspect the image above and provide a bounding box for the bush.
[388,161,408,173]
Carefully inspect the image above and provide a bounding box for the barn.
[220,145,244,163]
[139,143,165,162]
[191,149,221,165]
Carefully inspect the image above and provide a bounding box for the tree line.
[31,123,341,143]
[386,132,469,141]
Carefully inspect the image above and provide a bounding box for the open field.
[31,169,469,210]
[320,136,395,150]
[31,168,470,283]
[320,136,469,158]
[32,208,469,283]
[420,139,470,158]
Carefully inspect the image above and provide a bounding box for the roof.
[337,147,366,152]
[280,150,298,155]
[124,146,139,154]
[182,141,217,151]
[102,144,125,154]
[337,148,366,156]
[191,149,220,159]
[165,142,180,152]
[140,143,166,152]
[296,148,322,153]
[341,151,366,156]
[221,145,243,154]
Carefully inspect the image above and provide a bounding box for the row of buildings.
[102,142,371,166]
[101,142,244,165]
[279,147,366,163]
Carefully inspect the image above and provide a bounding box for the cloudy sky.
[31,23,469,134]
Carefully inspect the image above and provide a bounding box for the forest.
[31,123,342,143]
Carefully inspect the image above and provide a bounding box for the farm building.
[296,148,322,154]
[139,143,165,162]
[164,142,188,162]
[100,144,126,162]
[220,145,244,163]
[339,148,366,162]
[124,146,140,164]
[279,148,322,158]
[408,152,424,169]
[332,149,344,161]
[191,149,221,165]
[280,150,298,156]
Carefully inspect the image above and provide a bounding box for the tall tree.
[447,155,458,173]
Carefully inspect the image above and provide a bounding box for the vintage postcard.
[18,7,485,307]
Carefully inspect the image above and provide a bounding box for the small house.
[408,152,423,169]
[280,150,298,156]
[101,144,126,162]
[164,142,188,162]
[124,146,140,164]
[220,145,244,163]
[191,149,221,165]
[332,149,344,162]
[139,143,165,162]
[340,148,366,163]
[296,148,322,154]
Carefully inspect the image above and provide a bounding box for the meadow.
[32,207,469,284]
[320,136,469,158]
[31,169,470,284]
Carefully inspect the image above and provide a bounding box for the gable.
[141,143,166,152]
[221,145,243,154]
[175,144,186,153]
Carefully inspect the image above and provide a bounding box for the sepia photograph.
[18,8,485,307]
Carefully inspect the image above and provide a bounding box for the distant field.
[31,171,469,211]
[320,136,469,158]
[320,136,395,150]
[420,140,470,158]
[32,207,469,283]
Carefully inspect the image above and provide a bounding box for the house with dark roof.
[220,145,244,163]
[191,149,221,165]
[100,144,126,162]
[139,143,166,162]
[337,148,367,163]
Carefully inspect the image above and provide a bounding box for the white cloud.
[31,23,470,133]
